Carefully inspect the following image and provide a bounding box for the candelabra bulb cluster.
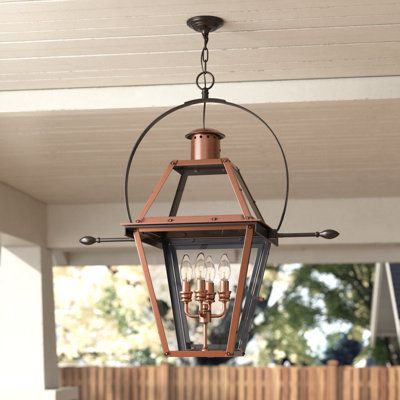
[180,253,231,282]
[179,252,232,351]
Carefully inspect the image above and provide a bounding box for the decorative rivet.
[226,352,232,356]
[211,217,218,221]
[164,352,170,356]
[135,219,141,223]
[168,218,174,222]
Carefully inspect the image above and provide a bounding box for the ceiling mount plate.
[187,16,224,33]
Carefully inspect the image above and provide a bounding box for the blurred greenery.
[54,263,394,366]
[97,285,139,336]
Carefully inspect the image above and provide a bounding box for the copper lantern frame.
[80,15,339,358]
[122,156,277,357]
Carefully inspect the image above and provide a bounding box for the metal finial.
[278,229,340,239]
[80,236,97,245]
[319,229,340,239]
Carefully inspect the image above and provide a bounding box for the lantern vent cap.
[185,127,225,140]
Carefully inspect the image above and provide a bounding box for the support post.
[0,245,78,400]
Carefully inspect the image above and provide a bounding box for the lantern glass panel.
[145,169,181,217]
[176,174,244,216]
[236,236,271,351]
[137,223,271,355]
[140,230,249,352]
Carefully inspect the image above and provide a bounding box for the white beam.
[52,250,69,266]
[0,182,46,247]
[64,243,400,267]
[48,197,400,263]
[1,76,400,113]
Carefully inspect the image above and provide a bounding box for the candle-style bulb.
[194,252,206,279]
[205,255,216,282]
[218,253,231,280]
[180,254,193,281]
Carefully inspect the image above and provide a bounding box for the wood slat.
[131,367,140,400]
[58,364,400,400]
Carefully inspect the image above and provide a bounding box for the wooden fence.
[60,361,400,400]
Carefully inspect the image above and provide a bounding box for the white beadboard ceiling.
[0,1,399,206]
[0,99,399,204]
[0,0,399,90]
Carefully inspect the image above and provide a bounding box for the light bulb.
[180,254,193,281]
[194,252,206,280]
[218,253,231,280]
[205,255,216,282]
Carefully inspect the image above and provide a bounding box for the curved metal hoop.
[124,98,289,231]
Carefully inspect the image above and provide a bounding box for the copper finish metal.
[180,275,230,351]
[136,224,246,234]
[125,159,272,357]
[185,128,225,160]
[124,214,254,226]
[202,323,209,350]
[137,162,175,220]
[129,157,262,224]
[223,159,253,218]
[226,226,254,354]
[175,158,223,166]
[168,350,242,358]
[133,231,169,354]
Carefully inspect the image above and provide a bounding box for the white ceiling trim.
[1,75,400,113]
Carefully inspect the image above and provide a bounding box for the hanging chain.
[200,32,209,87]
[196,31,215,98]
[196,31,215,128]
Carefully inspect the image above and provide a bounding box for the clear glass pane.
[140,230,249,353]
[177,174,243,216]
[236,235,271,351]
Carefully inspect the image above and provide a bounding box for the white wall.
[47,197,400,265]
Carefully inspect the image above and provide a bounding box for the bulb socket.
[219,279,231,302]
[182,280,191,292]
[220,279,229,292]
[205,281,215,301]
[195,278,206,301]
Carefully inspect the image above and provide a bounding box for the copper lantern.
[80,16,339,358]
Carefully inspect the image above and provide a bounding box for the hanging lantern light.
[80,16,339,358]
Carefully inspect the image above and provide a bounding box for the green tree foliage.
[54,265,164,365]
[97,285,138,336]
[291,264,373,328]
[254,263,395,365]
[254,266,319,365]
[55,263,391,366]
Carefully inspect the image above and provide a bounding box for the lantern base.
[187,16,224,33]
[167,350,243,358]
